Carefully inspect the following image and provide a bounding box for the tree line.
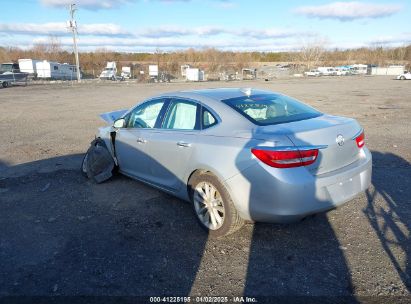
[1,41,410,77]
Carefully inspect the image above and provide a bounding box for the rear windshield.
[223,94,322,126]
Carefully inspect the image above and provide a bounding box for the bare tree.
[298,39,326,70]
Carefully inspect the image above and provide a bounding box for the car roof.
[159,88,277,102]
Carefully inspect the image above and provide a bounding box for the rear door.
[115,98,168,181]
[143,98,200,191]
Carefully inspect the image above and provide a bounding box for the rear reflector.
[251,148,319,168]
[355,131,365,148]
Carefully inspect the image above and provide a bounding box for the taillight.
[251,148,319,168]
[355,131,365,148]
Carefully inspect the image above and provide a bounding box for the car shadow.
[0,154,208,296]
[238,127,359,301]
[363,151,411,292]
[3,147,405,299]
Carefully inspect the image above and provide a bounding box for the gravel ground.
[0,77,410,300]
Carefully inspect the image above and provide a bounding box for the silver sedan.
[82,88,372,237]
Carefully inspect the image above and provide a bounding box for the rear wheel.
[400,76,406,80]
[2,81,9,88]
[189,172,244,238]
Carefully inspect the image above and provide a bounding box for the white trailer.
[371,65,405,76]
[36,60,78,80]
[18,59,41,77]
[149,65,159,77]
[317,67,336,76]
[185,68,205,81]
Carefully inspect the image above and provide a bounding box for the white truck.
[100,62,117,80]
[121,66,131,79]
[0,63,28,88]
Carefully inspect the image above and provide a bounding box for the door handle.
[136,138,147,144]
[177,141,191,148]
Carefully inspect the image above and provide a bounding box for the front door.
[115,99,167,181]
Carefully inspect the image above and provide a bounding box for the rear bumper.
[225,147,372,223]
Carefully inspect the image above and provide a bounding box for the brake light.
[355,131,365,148]
[251,148,319,168]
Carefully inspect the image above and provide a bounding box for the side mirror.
[113,118,126,129]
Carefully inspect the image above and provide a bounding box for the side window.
[127,100,165,128]
[163,100,198,130]
[202,108,217,129]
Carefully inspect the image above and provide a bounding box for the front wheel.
[81,139,115,183]
[400,76,406,80]
[189,172,244,238]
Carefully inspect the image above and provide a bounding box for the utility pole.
[68,4,81,83]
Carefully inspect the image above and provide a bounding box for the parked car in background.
[82,88,372,237]
[334,68,351,76]
[304,69,321,77]
[0,62,28,88]
[396,71,411,80]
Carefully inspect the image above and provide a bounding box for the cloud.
[40,0,131,10]
[236,28,311,39]
[0,22,308,40]
[29,35,305,52]
[295,1,402,21]
[0,21,315,51]
[40,0,231,10]
[368,33,411,46]
[213,1,236,9]
[137,26,225,38]
[136,26,307,39]
[0,22,130,37]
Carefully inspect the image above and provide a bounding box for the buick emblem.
[336,134,345,146]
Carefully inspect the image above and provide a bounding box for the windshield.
[104,68,114,71]
[0,64,13,73]
[223,94,322,126]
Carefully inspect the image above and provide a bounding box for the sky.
[0,0,410,52]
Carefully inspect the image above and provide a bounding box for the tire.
[81,151,89,178]
[189,172,245,238]
[81,139,116,183]
[2,81,9,88]
[400,76,406,80]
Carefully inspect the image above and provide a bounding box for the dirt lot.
[0,77,410,300]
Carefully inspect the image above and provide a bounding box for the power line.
[68,3,81,83]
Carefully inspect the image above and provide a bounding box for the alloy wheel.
[193,182,225,230]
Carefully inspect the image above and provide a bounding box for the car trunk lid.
[258,114,362,175]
